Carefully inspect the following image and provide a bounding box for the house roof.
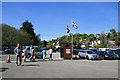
[82,41,90,45]
[109,41,115,45]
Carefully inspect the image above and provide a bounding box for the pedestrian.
[42,48,46,60]
[14,44,22,66]
[29,45,34,61]
[49,48,53,60]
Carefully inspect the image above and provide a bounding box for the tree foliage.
[20,20,40,46]
[2,24,33,47]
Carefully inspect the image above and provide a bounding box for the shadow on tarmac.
[22,64,40,66]
[37,59,63,62]
[0,68,8,72]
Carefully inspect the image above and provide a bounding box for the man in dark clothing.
[14,44,22,66]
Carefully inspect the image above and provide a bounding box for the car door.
[81,51,86,58]
[84,51,88,58]
[26,47,30,53]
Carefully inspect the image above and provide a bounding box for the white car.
[22,46,31,58]
[78,50,99,60]
[22,46,43,58]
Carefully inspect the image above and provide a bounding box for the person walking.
[14,44,22,66]
[29,45,34,61]
[49,48,53,60]
[42,48,46,60]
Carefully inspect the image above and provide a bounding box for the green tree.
[2,24,33,47]
[110,29,117,37]
[20,20,40,45]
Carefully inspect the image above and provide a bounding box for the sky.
[2,2,118,41]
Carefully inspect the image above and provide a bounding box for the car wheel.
[102,56,105,60]
[79,55,81,59]
[26,53,31,58]
[86,56,89,60]
[35,56,38,58]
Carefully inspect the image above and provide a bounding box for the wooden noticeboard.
[62,43,72,59]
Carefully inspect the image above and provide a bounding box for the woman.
[42,48,46,60]
[49,48,53,60]
[29,45,34,61]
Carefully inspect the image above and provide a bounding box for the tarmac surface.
[0,51,119,78]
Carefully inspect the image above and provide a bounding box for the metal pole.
[66,35,67,42]
[72,20,73,59]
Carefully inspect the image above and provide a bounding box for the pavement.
[0,51,119,78]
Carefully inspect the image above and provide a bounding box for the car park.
[78,50,99,60]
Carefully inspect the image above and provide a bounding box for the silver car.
[78,50,99,60]
[22,46,43,58]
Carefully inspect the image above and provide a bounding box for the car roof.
[79,50,92,51]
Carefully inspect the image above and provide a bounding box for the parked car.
[103,51,119,59]
[89,49,98,54]
[22,46,45,58]
[34,47,44,58]
[2,46,9,51]
[109,50,120,59]
[97,50,120,60]
[52,48,56,52]
[73,49,79,59]
[4,47,15,54]
[22,46,31,58]
[116,49,120,52]
[78,50,99,60]
[97,51,106,60]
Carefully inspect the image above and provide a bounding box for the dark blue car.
[104,51,119,59]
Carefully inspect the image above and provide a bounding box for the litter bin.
[60,47,63,58]
[61,43,72,59]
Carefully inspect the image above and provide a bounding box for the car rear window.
[80,51,85,53]
[87,51,94,54]
[115,51,120,54]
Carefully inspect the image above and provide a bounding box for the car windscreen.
[87,51,94,54]
[114,51,120,54]
[98,51,104,54]
[106,51,114,54]
[80,51,85,53]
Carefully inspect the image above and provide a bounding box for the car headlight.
[105,55,108,57]
[89,55,93,58]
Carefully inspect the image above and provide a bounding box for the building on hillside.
[107,41,116,48]
[81,41,90,48]
[89,40,101,47]
[95,34,100,38]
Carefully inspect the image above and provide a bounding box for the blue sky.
[2,2,118,41]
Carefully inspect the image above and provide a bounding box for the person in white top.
[29,45,34,61]
[14,44,22,66]
[49,48,53,60]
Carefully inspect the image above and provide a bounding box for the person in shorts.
[42,48,46,60]
[49,48,53,60]
[14,44,22,66]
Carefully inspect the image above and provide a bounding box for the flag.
[72,21,78,29]
[67,25,70,33]
[72,21,75,27]
[74,24,78,29]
